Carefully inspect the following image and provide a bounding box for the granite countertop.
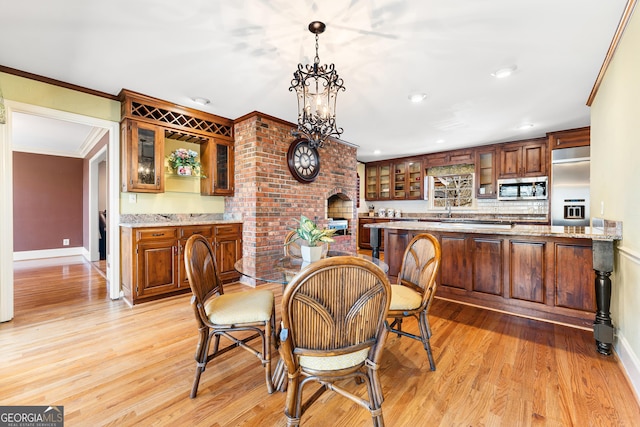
[364,220,622,241]
[359,213,549,223]
[119,213,241,228]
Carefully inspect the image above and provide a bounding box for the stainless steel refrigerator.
[550,146,590,226]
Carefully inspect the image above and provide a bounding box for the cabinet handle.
[151,233,164,237]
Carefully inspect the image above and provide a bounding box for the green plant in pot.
[287,215,337,263]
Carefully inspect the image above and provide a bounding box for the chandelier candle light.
[290,21,346,149]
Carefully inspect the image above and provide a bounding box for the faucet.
[446,201,452,218]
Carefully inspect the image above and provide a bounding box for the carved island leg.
[592,240,615,356]
[370,228,381,259]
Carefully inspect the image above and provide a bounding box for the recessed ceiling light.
[192,97,211,106]
[408,93,427,103]
[436,139,445,144]
[517,123,534,130]
[373,150,381,155]
[491,66,517,79]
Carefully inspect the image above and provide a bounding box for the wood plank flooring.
[2,257,639,426]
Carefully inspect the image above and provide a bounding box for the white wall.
[590,5,640,397]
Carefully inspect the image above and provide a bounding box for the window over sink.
[427,164,475,208]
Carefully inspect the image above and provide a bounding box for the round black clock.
[287,138,320,183]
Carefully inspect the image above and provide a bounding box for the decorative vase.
[301,245,323,264]
[176,165,192,176]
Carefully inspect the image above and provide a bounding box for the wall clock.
[287,138,320,183]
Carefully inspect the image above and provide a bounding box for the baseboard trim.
[615,331,640,403]
[13,247,84,261]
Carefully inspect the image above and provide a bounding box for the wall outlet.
[129,194,137,203]
[63,239,70,246]
[600,201,605,215]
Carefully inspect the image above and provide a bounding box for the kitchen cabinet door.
[391,159,423,200]
[471,237,503,295]
[508,240,545,303]
[121,120,165,193]
[498,139,547,178]
[178,225,213,287]
[213,223,243,282]
[136,238,179,299]
[548,127,590,150]
[475,148,496,198]
[439,234,470,290]
[554,242,595,311]
[364,163,391,200]
[201,138,235,196]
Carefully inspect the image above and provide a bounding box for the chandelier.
[290,21,346,149]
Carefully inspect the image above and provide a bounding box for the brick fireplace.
[225,112,358,283]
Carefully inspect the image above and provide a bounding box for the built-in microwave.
[497,176,548,200]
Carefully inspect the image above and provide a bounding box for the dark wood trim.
[0,64,119,100]
[587,0,638,106]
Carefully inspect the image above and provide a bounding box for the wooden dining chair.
[183,234,275,398]
[283,230,329,258]
[279,256,392,426]
[386,233,441,371]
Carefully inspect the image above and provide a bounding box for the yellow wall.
[0,72,119,121]
[1,72,226,215]
[590,6,640,392]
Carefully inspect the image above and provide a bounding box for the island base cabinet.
[472,238,503,295]
[384,230,595,328]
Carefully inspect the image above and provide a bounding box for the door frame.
[0,101,121,322]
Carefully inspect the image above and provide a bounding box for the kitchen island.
[366,220,621,352]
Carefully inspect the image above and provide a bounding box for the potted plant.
[287,215,337,263]
[168,148,202,176]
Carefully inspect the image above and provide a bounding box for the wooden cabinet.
[121,227,180,303]
[383,229,595,328]
[178,225,213,287]
[212,223,243,283]
[358,218,389,250]
[365,163,391,200]
[119,89,235,196]
[121,120,165,193]
[201,138,235,196]
[475,147,496,198]
[548,127,590,150]
[498,138,547,178]
[391,158,423,199]
[121,222,242,304]
[424,149,473,168]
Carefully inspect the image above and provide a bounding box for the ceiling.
[0,0,628,162]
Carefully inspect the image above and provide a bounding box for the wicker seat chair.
[283,230,329,258]
[279,256,391,427]
[184,234,275,398]
[386,233,441,371]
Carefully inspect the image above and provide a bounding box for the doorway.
[0,101,121,322]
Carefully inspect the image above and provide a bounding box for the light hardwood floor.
[2,257,639,426]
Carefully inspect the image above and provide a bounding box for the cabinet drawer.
[136,228,178,241]
[180,225,213,239]
[214,223,242,238]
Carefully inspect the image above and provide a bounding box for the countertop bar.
[119,213,241,228]
[365,220,622,241]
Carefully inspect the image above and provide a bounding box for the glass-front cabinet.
[365,163,391,200]
[392,159,423,199]
[121,119,164,193]
[201,138,235,196]
[475,148,496,198]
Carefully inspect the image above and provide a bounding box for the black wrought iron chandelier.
[289,21,346,149]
